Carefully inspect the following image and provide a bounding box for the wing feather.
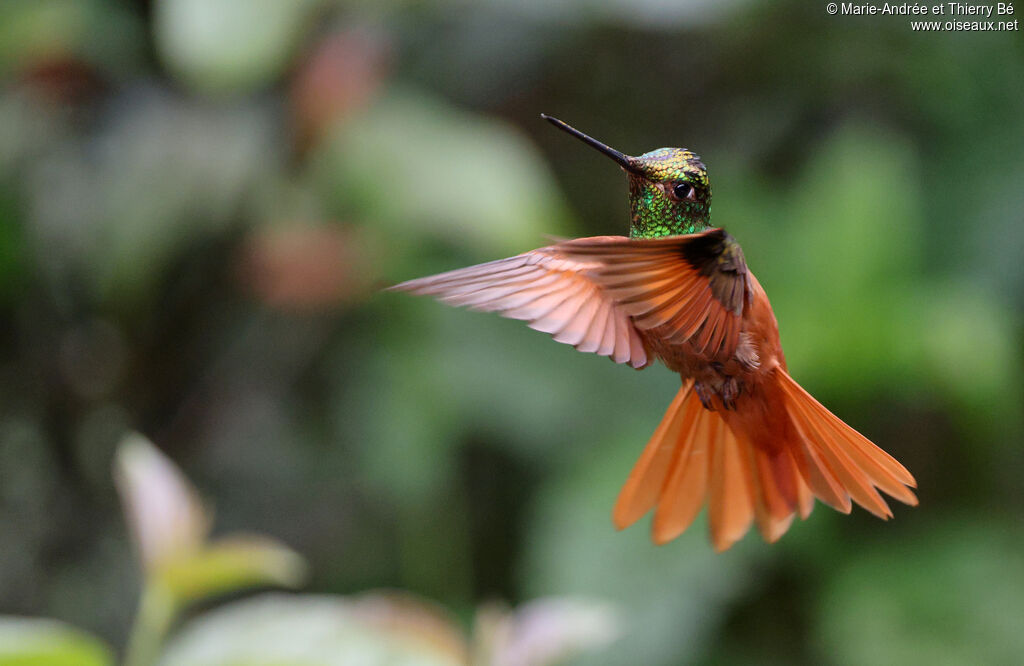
[389,239,650,369]
[391,229,752,369]
[560,229,752,361]
[576,297,611,353]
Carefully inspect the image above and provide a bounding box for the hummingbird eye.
[672,181,696,201]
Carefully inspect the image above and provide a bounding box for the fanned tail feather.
[776,370,918,516]
[613,370,916,551]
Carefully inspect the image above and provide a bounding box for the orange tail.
[613,371,917,551]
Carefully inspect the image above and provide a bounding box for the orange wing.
[390,228,752,368]
[388,237,650,368]
[558,229,752,361]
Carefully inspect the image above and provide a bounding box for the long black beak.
[540,114,641,173]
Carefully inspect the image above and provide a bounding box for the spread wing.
[388,236,650,368]
[389,228,752,368]
[558,228,752,361]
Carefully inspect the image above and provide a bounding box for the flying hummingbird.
[390,115,917,551]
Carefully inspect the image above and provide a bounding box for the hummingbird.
[390,115,917,551]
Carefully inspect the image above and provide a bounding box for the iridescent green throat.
[627,148,712,239]
[628,176,712,238]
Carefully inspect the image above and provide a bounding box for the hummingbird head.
[541,115,711,239]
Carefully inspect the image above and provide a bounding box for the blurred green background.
[1,0,1023,664]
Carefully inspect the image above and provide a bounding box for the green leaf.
[154,0,316,94]
[0,617,113,666]
[311,89,572,261]
[157,536,308,605]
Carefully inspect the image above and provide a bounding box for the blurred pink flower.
[290,27,391,153]
[236,225,377,311]
[475,597,620,666]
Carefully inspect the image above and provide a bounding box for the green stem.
[123,581,177,666]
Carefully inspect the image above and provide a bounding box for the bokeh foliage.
[0,0,1022,664]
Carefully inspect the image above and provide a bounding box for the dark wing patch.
[678,228,751,316]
